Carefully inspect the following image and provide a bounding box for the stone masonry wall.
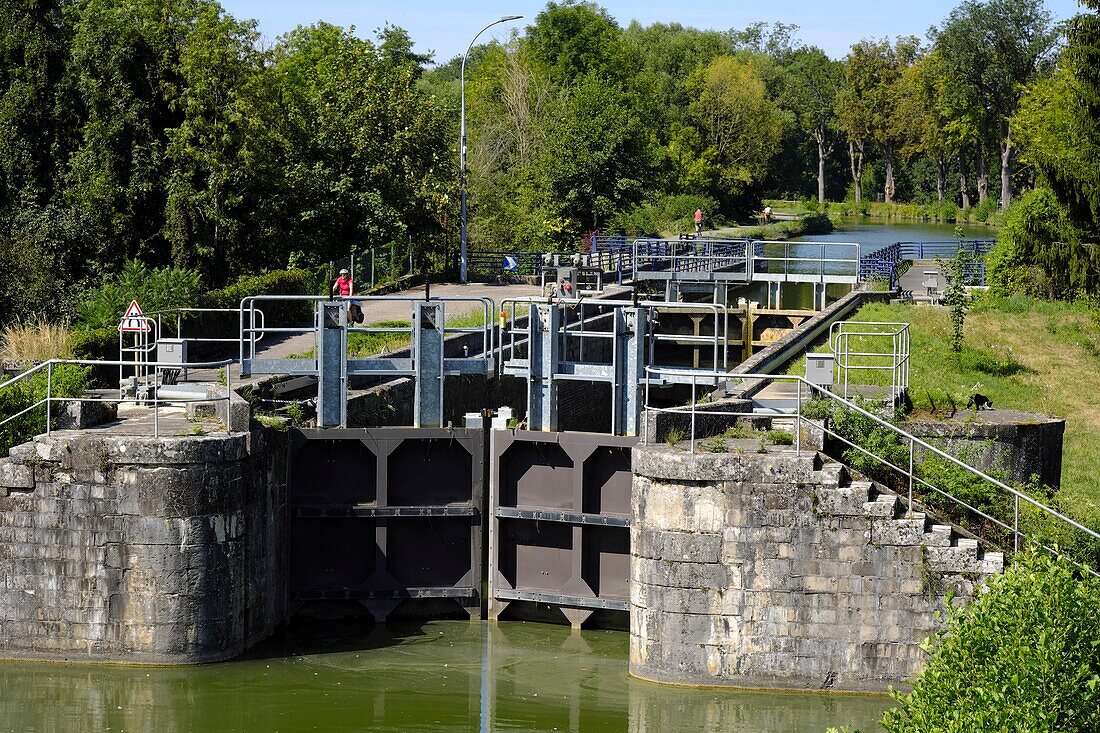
[0,427,287,664]
[630,445,1003,692]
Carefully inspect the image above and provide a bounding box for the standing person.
[694,208,703,234]
[331,268,362,322]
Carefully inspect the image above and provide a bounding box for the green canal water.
[0,620,892,732]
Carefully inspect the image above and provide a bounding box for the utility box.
[805,352,835,387]
[156,338,187,366]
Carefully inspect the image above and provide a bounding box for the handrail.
[237,294,496,370]
[642,367,1100,577]
[1,358,237,439]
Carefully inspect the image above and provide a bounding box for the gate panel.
[289,428,483,619]
[489,430,637,627]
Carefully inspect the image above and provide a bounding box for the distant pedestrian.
[763,205,773,224]
[694,208,703,234]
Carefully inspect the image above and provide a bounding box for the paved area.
[899,260,943,299]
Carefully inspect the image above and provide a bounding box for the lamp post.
[460,14,522,284]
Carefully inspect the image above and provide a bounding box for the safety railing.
[146,307,266,347]
[642,368,1100,577]
[630,238,752,280]
[858,239,996,289]
[750,241,861,283]
[497,297,732,374]
[464,250,547,277]
[829,321,910,403]
[897,240,996,260]
[238,294,496,370]
[0,358,237,440]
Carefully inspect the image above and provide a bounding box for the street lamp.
[459,14,522,284]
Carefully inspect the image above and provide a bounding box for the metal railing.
[750,241,861,283]
[497,297,731,374]
[146,307,266,347]
[238,294,496,370]
[0,358,237,439]
[858,239,996,289]
[829,321,910,403]
[642,368,1100,577]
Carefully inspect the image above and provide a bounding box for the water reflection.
[0,621,891,732]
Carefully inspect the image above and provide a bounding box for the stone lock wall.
[0,428,286,664]
[629,445,1003,692]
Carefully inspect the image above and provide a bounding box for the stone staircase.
[813,456,1005,576]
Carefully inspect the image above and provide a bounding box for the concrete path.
[899,260,943,299]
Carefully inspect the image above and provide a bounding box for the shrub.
[76,260,203,331]
[0,364,89,454]
[882,551,1100,733]
[610,193,720,236]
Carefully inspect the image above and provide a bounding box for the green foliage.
[988,188,1096,299]
[938,248,971,353]
[0,365,89,454]
[766,429,794,446]
[610,194,719,236]
[882,551,1100,733]
[75,260,203,331]
[664,426,684,447]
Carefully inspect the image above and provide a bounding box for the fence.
[0,358,237,440]
[859,239,996,289]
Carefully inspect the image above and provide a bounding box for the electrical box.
[157,338,187,366]
[805,353,835,387]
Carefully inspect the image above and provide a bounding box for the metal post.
[351,251,355,284]
[1014,494,1020,553]
[153,367,159,438]
[226,362,233,432]
[795,378,801,456]
[690,372,697,454]
[460,15,523,284]
[371,248,376,288]
[908,436,915,518]
[46,362,52,436]
[414,301,445,428]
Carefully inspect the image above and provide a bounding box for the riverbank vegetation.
[881,550,1100,732]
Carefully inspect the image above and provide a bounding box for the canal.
[798,216,997,254]
[0,620,893,732]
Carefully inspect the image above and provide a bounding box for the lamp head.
[500,15,523,22]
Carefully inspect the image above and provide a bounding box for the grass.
[1,318,73,365]
[709,213,833,241]
[798,296,1100,521]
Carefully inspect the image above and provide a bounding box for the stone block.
[0,460,34,490]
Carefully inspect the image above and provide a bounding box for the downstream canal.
[0,621,891,731]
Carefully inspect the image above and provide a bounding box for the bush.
[882,551,1100,733]
[199,268,319,324]
[610,194,720,236]
[76,260,203,331]
[0,364,90,454]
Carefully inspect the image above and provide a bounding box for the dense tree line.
[0,0,453,323]
[1,0,1094,324]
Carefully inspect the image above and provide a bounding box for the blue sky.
[219,0,1086,62]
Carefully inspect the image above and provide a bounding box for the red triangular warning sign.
[118,299,151,332]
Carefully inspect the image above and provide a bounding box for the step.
[862,494,898,518]
[922,524,954,548]
[815,485,873,515]
[870,516,927,546]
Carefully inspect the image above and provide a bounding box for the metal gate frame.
[488,429,637,628]
[288,427,484,620]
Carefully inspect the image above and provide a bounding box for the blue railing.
[859,239,995,289]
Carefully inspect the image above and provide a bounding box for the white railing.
[829,321,910,402]
[642,367,1100,577]
[237,294,495,368]
[0,358,238,439]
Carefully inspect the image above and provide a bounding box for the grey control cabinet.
[156,338,187,366]
[805,353,835,387]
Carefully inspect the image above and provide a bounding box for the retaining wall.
[629,445,1002,692]
[0,427,287,664]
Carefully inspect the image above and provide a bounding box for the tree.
[688,55,783,214]
[931,0,1060,209]
[525,1,629,86]
[836,38,916,205]
[783,48,842,203]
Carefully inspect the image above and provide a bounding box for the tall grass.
[0,318,73,366]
